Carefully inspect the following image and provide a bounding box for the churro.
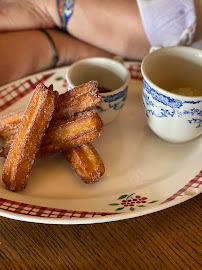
[0,116,105,184]
[63,143,105,183]
[0,81,102,138]
[0,110,103,157]
[2,83,58,191]
[0,81,105,190]
[0,135,13,157]
[0,111,24,139]
[40,110,103,155]
[54,81,102,119]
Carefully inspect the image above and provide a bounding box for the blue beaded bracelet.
[57,0,74,31]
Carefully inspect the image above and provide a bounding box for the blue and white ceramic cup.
[66,57,131,125]
[141,46,202,143]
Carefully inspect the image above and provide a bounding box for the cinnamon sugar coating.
[0,110,103,157]
[40,110,103,155]
[2,84,58,190]
[1,81,105,189]
[63,143,105,183]
[0,81,102,138]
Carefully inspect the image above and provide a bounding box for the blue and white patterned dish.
[142,79,202,142]
[96,86,129,125]
[141,46,202,143]
[66,57,131,125]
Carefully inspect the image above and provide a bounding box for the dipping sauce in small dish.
[98,86,112,93]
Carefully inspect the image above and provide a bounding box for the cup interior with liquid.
[66,57,131,125]
[143,46,202,96]
[141,46,202,143]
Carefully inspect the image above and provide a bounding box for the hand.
[0,0,61,31]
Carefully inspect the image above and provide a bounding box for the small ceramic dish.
[66,57,131,125]
[141,46,202,143]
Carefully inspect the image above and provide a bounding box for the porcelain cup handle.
[113,56,124,64]
[149,46,163,53]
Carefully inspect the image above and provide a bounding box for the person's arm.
[0,30,113,86]
[0,0,150,60]
[67,0,150,60]
[0,0,59,31]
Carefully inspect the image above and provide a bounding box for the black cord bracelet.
[40,29,58,68]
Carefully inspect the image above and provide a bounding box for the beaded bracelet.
[40,29,58,68]
[57,0,74,31]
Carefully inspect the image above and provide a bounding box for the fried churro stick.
[40,110,103,155]
[63,143,105,183]
[0,81,102,138]
[0,140,105,183]
[0,110,24,127]
[0,110,103,157]
[54,81,101,119]
[0,135,14,157]
[0,122,19,139]
[0,110,24,139]
[2,84,58,191]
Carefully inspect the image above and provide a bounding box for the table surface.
[0,194,201,270]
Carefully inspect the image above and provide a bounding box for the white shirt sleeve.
[137,0,197,47]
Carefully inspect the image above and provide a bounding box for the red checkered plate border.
[0,63,201,224]
[0,170,201,224]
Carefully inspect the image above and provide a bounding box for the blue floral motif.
[143,80,183,108]
[143,92,175,118]
[188,119,202,128]
[102,88,128,103]
[143,80,202,128]
[96,87,128,113]
[183,108,202,116]
[184,100,202,105]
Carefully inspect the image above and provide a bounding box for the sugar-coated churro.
[2,83,58,191]
[0,135,14,157]
[0,111,24,139]
[0,81,105,190]
[63,143,105,183]
[0,110,103,157]
[40,110,103,155]
[0,81,102,138]
[54,81,102,119]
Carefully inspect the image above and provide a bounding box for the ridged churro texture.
[54,81,102,119]
[0,81,102,139]
[0,111,24,139]
[2,84,58,191]
[40,110,103,155]
[0,135,14,157]
[0,81,105,188]
[0,110,103,157]
[63,143,105,183]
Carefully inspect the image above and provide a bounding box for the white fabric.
[137,0,198,47]
[191,0,202,49]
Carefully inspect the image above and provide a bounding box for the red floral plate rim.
[0,170,201,224]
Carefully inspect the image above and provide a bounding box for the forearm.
[0,0,57,31]
[0,0,150,60]
[0,30,113,86]
[0,31,54,86]
[67,0,150,60]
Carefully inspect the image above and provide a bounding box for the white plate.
[0,62,201,224]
